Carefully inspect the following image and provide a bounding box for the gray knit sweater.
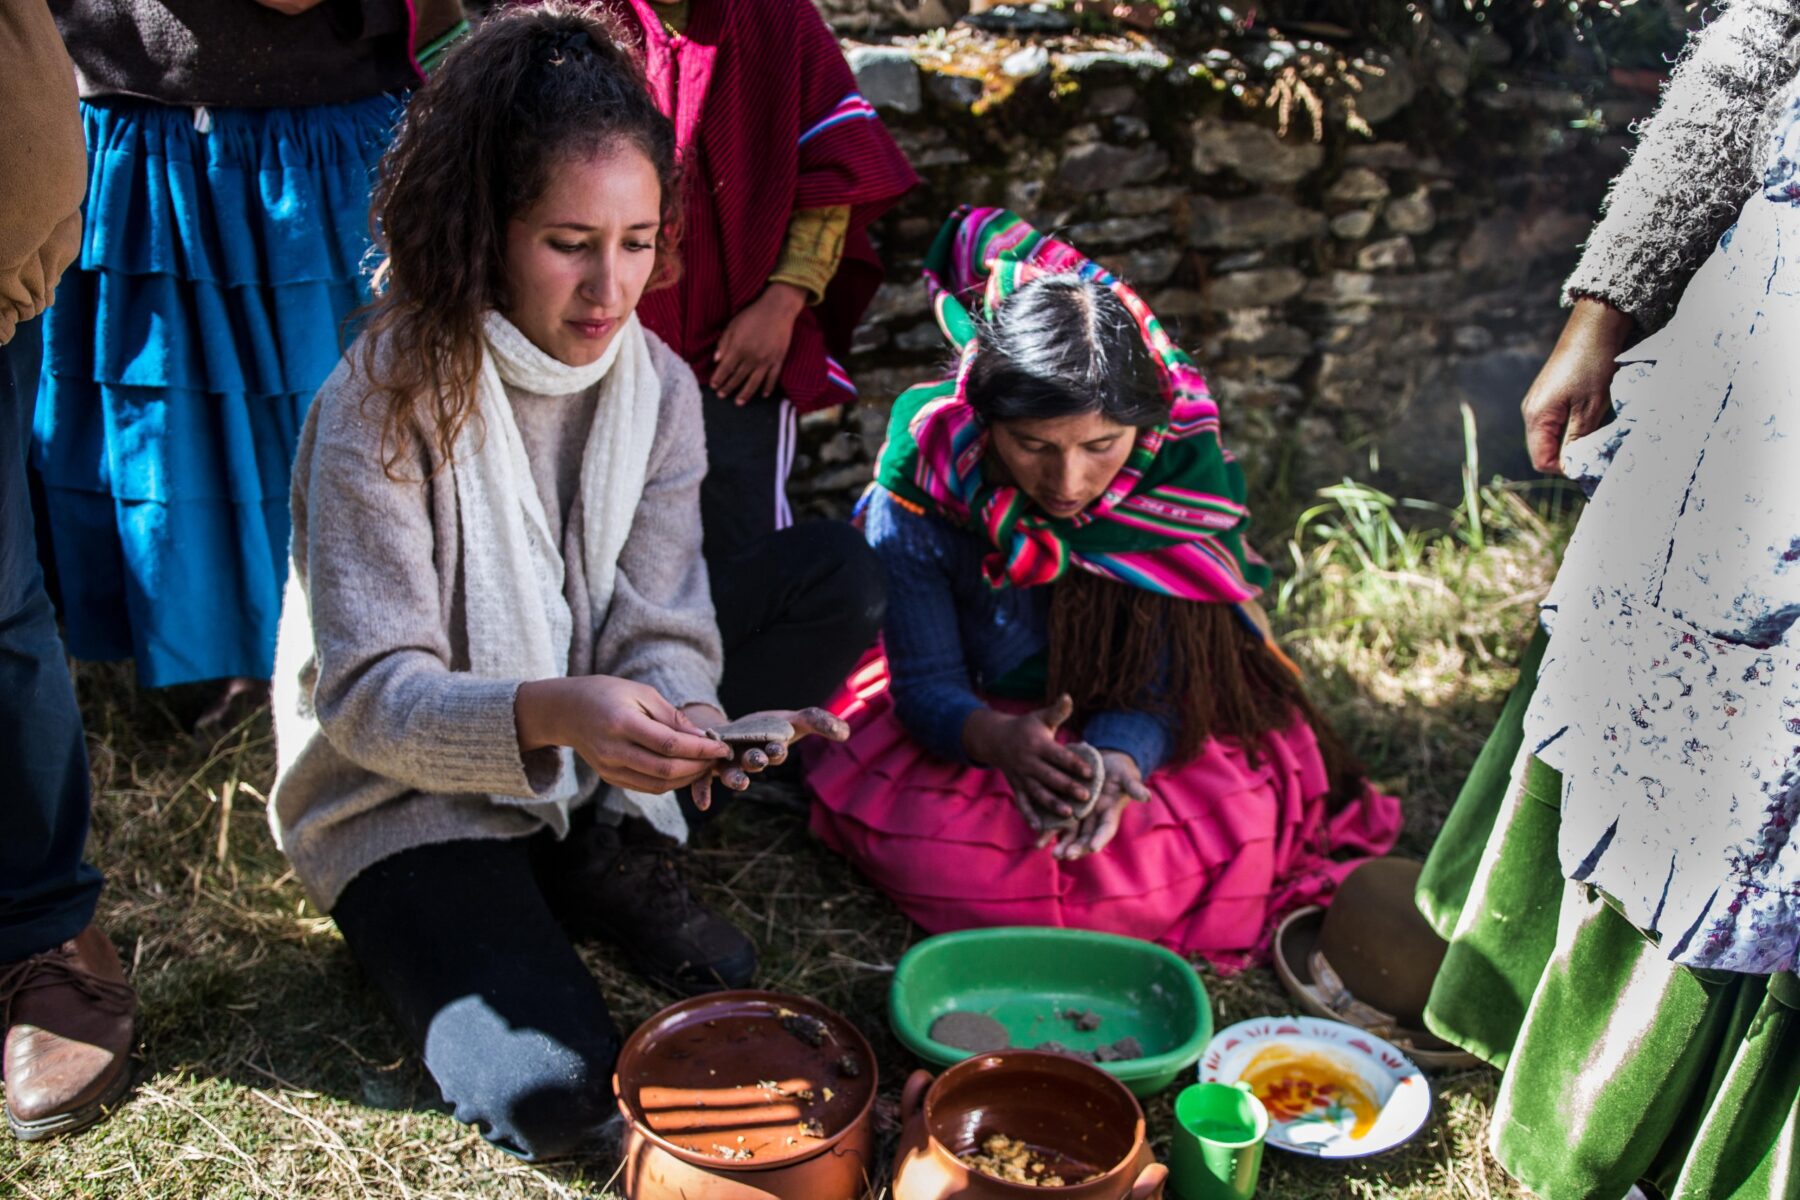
[270,331,722,911]
[1563,0,1800,330]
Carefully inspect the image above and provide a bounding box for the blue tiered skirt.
[33,94,401,688]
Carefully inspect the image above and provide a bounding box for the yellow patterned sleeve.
[768,205,851,305]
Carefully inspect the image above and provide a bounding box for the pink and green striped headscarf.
[875,207,1270,604]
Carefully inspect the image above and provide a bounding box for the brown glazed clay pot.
[891,1050,1169,1200]
[613,991,879,1200]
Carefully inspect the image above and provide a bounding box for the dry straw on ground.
[0,476,1571,1199]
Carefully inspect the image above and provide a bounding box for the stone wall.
[790,7,1673,521]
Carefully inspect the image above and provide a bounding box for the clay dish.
[927,1051,1140,1185]
[891,1050,1166,1200]
[615,990,877,1171]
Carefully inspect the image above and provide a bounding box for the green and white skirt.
[1416,631,1800,1200]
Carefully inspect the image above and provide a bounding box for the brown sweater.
[0,1,86,343]
[49,0,465,108]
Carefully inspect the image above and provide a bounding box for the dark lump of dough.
[930,1011,1012,1053]
[1064,1008,1103,1032]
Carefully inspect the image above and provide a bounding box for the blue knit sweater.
[865,488,1175,775]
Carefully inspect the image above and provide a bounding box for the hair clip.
[551,27,595,62]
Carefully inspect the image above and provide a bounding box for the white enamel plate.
[1198,1016,1431,1158]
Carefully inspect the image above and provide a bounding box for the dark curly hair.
[358,1,680,476]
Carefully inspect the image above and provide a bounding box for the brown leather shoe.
[2,925,136,1140]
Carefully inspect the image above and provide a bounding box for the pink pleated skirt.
[804,654,1403,969]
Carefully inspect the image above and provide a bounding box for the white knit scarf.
[465,310,686,839]
[273,311,688,843]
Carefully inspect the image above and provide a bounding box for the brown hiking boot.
[536,819,756,997]
[2,924,136,1140]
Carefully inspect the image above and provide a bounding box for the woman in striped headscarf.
[805,208,1401,967]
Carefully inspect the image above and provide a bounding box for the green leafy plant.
[1273,405,1578,709]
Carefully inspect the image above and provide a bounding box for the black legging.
[332,837,618,1161]
[332,515,883,1161]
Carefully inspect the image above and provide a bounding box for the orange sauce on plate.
[1238,1045,1378,1138]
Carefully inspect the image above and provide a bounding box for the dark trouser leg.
[0,333,102,963]
[532,807,757,995]
[698,387,793,562]
[697,385,884,712]
[710,521,887,717]
[10,316,58,607]
[331,839,622,1161]
[694,392,883,809]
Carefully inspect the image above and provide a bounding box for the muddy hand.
[1023,696,1091,818]
[709,712,794,760]
[691,760,755,811]
[1066,742,1106,819]
[787,706,851,744]
[961,697,1091,839]
[709,707,850,769]
[686,731,756,813]
[1034,740,1106,850]
[1053,751,1148,860]
[670,707,746,813]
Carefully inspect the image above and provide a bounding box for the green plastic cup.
[1168,1081,1268,1200]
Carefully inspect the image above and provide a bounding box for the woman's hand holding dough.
[515,676,730,798]
[703,707,852,783]
[678,703,753,811]
[707,708,851,763]
[678,707,853,810]
[1051,749,1148,861]
[1521,296,1635,474]
[713,282,807,406]
[963,695,1095,835]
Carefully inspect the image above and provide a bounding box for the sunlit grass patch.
[1271,412,1577,849]
[1277,474,1572,707]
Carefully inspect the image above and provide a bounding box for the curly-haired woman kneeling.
[268,3,852,1159]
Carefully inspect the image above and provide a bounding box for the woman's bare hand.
[516,676,730,797]
[1051,749,1148,860]
[1521,297,1635,474]
[963,695,1094,835]
[712,283,806,406]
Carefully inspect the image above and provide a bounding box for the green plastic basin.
[889,927,1212,1098]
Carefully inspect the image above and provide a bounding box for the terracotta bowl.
[613,990,879,1200]
[892,1050,1168,1200]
